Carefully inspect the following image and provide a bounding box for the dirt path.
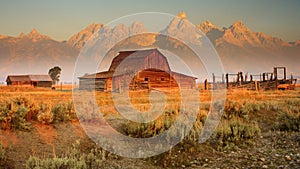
[1,121,160,169]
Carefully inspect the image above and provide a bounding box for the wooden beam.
[284,67,286,80]
[226,73,229,89]
[240,72,244,83]
[204,79,208,90]
[274,67,278,80]
[255,81,258,91]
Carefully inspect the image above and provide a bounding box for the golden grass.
[0,86,298,108]
[0,85,299,117]
[52,84,74,91]
[0,86,299,151]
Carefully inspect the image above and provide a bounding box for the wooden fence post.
[240,72,244,83]
[226,73,229,89]
[283,67,286,80]
[255,80,259,91]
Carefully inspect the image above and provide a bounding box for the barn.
[6,75,53,87]
[79,49,197,91]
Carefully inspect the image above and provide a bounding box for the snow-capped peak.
[198,20,224,34]
[86,23,102,34]
[16,29,51,41]
[229,20,250,32]
[294,40,300,46]
[19,32,26,37]
[0,35,8,39]
[29,29,39,35]
[176,12,188,20]
[129,21,147,35]
[67,23,103,50]
[161,12,202,45]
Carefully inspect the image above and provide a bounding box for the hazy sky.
[0,0,299,42]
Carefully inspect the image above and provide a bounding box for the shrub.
[37,103,54,124]
[123,109,178,138]
[212,117,260,150]
[52,102,70,122]
[223,100,261,120]
[277,111,300,132]
[26,140,108,169]
[0,94,76,128]
[123,108,206,144]
[37,101,76,124]
[0,143,4,165]
[12,106,31,130]
[0,96,31,131]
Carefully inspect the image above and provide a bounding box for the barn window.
[161,77,164,81]
[145,77,148,81]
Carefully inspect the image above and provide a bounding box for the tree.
[48,66,62,84]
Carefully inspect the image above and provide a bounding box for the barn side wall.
[106,78,112,92]
[79,78,107,91]
[9,81,32,86]
[36,81,52,88]
[171,73,196,89]
[111,74,132,92]
[109,70,196,91]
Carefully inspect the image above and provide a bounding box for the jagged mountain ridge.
[0,12,299,82]
[198,20,295,49]
[67,23,103,50]
[197,19,299,75]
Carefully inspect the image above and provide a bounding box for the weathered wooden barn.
[79,49,197,91]
[6,75,53,87]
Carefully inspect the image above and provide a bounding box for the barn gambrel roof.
[79,48,197,79]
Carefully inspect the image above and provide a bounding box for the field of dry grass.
[0,85,299,168]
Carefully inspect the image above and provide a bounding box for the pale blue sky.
[0,0,299,41]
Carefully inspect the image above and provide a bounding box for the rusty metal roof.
[6,75,31,82]
[79,71,114,79]
[108,48,160,72]
[78,48,196,79]
[110,49,170,76]
[6,74,52,82]
[28,75,52,81]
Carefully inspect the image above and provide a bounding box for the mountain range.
[0,12,299,82]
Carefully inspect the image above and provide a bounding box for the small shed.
[79,48,197,91]
[6,75,53,87]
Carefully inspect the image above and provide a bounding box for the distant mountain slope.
[67,23,103,50]
[197,20,300,76]
[0,30,78,82]
[0,12,299,82]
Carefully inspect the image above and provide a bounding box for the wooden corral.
[6,75,53,88]
[79,49,197,91]
[205,67,297,91]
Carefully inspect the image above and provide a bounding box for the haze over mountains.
[0,12,299,82]
[197,19,300,78]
